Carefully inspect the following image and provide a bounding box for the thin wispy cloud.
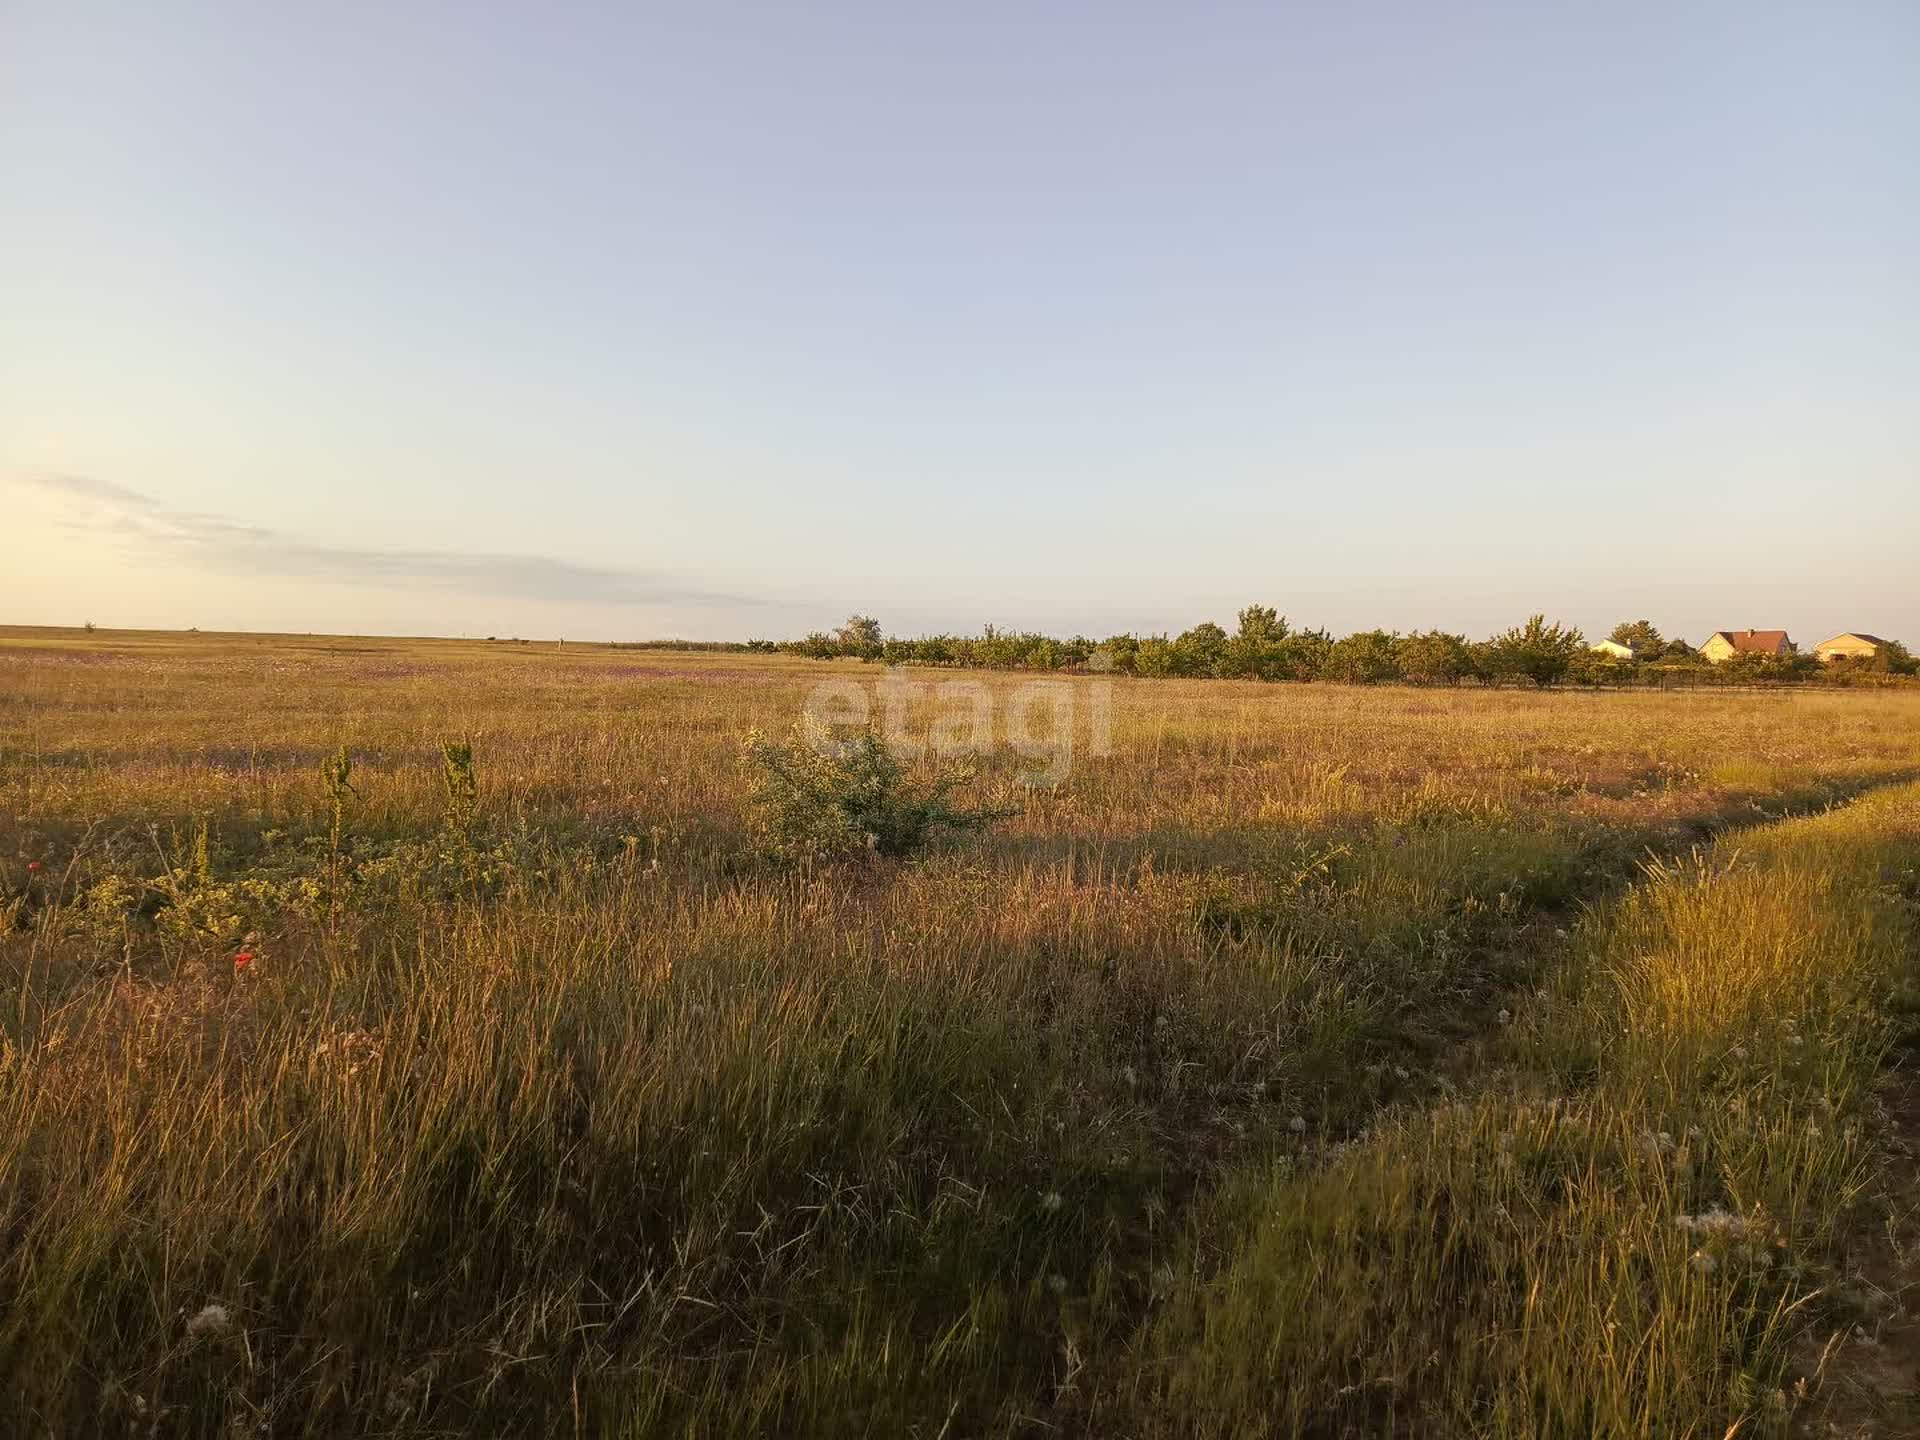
[12,474,757,609]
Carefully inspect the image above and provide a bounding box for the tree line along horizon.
[614,611,1918,687]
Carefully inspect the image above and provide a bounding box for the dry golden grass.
[2,626,1918,1436]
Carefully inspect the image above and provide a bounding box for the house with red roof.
[1698,629,1792,664]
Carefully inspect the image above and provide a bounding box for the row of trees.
[734,611,1916,687]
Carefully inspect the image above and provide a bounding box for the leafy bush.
[742,726,1013,861]
[440,738,478,833]
[1484,614,1586,687]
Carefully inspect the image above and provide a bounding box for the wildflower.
[1046,1274,1068,1296]
[1674,1207,1760,1241]
[1689,1250,1717,1275]
[1496,1009,1511,1026]
[26,861,42,873]
[1288,1115,1307,1135]
[233,951,255,972]
[186,1303,232,1340]
[1040,1191,1063,1214]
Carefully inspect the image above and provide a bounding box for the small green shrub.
[743,726,1012,862]
[440,739,478,833]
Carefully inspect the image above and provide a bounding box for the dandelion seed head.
[186,1303,232,1340]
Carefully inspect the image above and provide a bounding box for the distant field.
[4,627,1919,1436]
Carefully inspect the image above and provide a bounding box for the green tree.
[1173,621,1229,677]
[1322,630,1403,684]
[1484,615,1586,687]
[1026,636,1061,671]
[1134,635,1177,678]
[1569,649,1634,687]
[836,615,884,659]
[1095,633,1140,675]
[1606,619,1664,658]
[1276,627,1334,681]
[1396,630,1472,686]
[1220,605,1291,679]
[976,625,1021,669]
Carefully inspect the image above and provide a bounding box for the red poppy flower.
[233,951,255,971]
[26,861,41,872]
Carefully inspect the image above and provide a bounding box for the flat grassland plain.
[4,627,1920,1438]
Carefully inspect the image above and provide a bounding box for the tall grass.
[2,630,1918,1434]
[1144,784,1920,1437]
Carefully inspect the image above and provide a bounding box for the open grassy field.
[4,626,1920,1437]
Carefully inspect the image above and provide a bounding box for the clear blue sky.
[2,2,1915,645]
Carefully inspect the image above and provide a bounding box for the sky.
[2,1,1915,646]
